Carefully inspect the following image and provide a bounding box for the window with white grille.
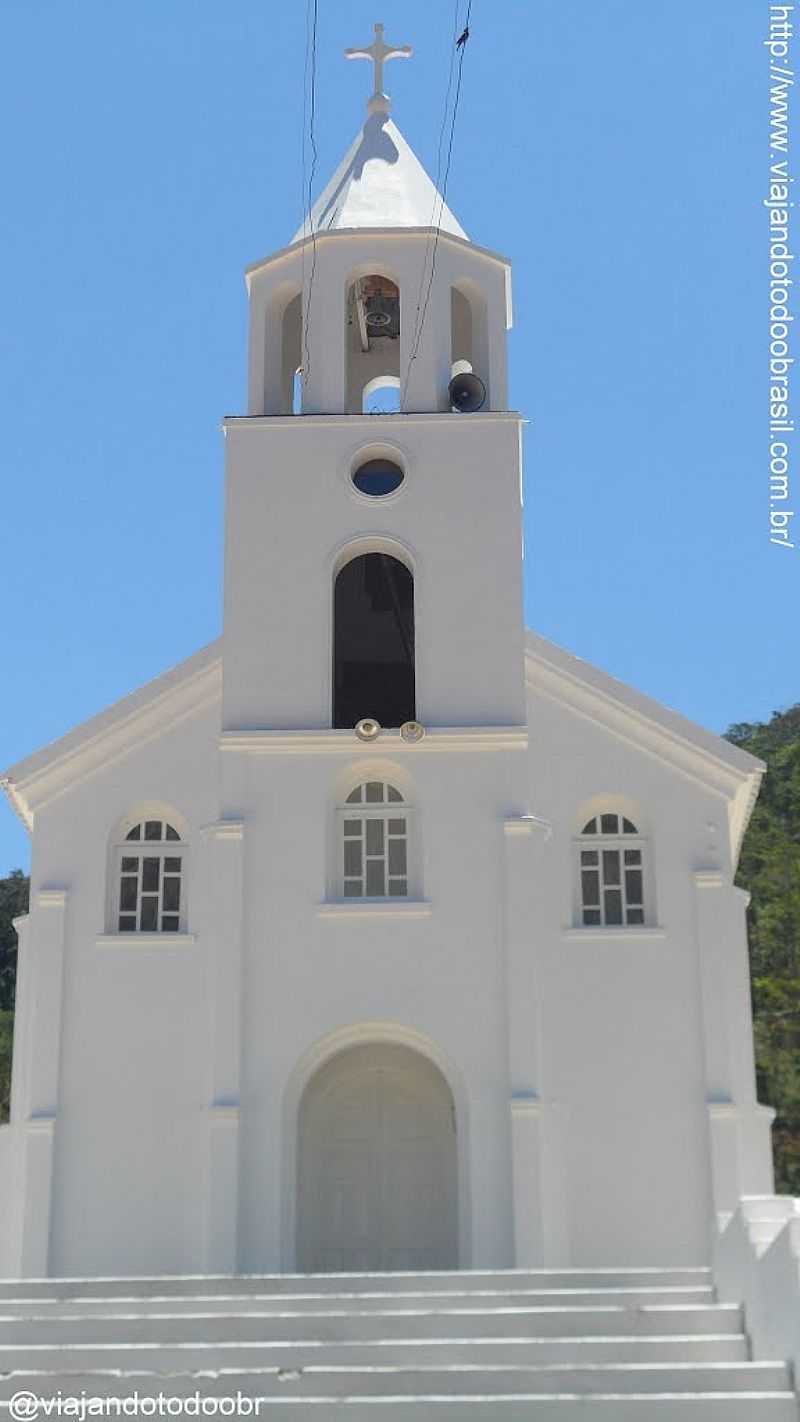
[116,819,185,932]
[577,813,645,927]
[341,782,408,898]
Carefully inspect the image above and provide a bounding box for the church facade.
[0,35,774,1281]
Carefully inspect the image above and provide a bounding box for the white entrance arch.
[282,1023,470,1272]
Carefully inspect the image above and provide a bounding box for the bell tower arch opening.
[451,279,489,399]
[363,375,401,413]
[333,548,415,729]
[346,274,401,414]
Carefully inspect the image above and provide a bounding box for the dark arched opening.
[333,553,415,729]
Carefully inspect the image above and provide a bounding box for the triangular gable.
[525,631,764,868]
[2,640,221,830]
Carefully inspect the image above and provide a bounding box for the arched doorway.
[297,1042,458,1273]
[333,552,415,729]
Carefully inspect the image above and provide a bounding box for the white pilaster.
[401,273,452,414]
[694,871,775,1219]
[17,888,67,1277]
[503,816,569,1265]
[202,820,245,1272]
[302,271,346,415]
[248,285,267,415]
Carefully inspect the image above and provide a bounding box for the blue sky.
[0,0,794,873]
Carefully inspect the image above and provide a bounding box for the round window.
[352,458,404,497]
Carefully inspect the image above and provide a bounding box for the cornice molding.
[524,633,764,867]
[244,225,512,283]
[694,870,726,890]
[2,644,221,827]
[221,727,528,756]
[26,1113,56,1133]
[209,1103,240,1123]
[36,889,68,910]
[204,820,245,842]
[504,814,552,840]
[708,1100,776,1125]
[510,1093,543,1118]
[528,658,753,799]
[224,411,522,433]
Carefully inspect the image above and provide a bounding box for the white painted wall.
[5,701,219,1277]
[0,640,774,1277]
[221,413,526,732]
[519,686,732,1265]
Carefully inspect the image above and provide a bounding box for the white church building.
[0,26,798,1418]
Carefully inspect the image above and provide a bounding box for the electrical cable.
[401,0,461,410]
[401,1,472,411]
[302,0,319,393]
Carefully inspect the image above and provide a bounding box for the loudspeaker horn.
[400,721,425,743]
[448,370,486,413]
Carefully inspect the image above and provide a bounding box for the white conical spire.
[291,113,468,242]
[291,21,467,244]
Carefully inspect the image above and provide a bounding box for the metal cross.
[345,22,413,115]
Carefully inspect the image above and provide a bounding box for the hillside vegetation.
[0,868,27,1121]
[726,705,800,1193]
[0,713,798,1189]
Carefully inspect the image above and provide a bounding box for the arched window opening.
[577,813,645,927]
[346,274,400,414]
[292,367,303,415]
[450,281,490,406]
[341,782,408,899]
[363,376,401,414]
[115,818,186,933]
[333,553,415,729]
[282,293,302,414]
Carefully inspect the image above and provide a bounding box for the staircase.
[0,1268,796,1418]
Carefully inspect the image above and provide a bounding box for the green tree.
[727,706,800,1193]
[0,870,28,1122]
[0,869,28,1013]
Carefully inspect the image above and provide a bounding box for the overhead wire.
[401,0,461,408]
[400,0,473,412]
[301,0,320,394]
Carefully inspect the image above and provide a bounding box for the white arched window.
[577,812,645,927]
[340,782,409,899]
[115,818,186,933]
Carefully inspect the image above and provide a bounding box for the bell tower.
[222,24,524,734]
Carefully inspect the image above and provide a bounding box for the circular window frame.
[344,441,411,507]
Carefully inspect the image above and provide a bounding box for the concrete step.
[0,1304,745,1345]
[4,1395,793,1420]
[0,1286,716,1317]
[0,1270,789,1420]
[0,1332,750,1378]
[0,1268,714,1300]
[0,1363,789,1401]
